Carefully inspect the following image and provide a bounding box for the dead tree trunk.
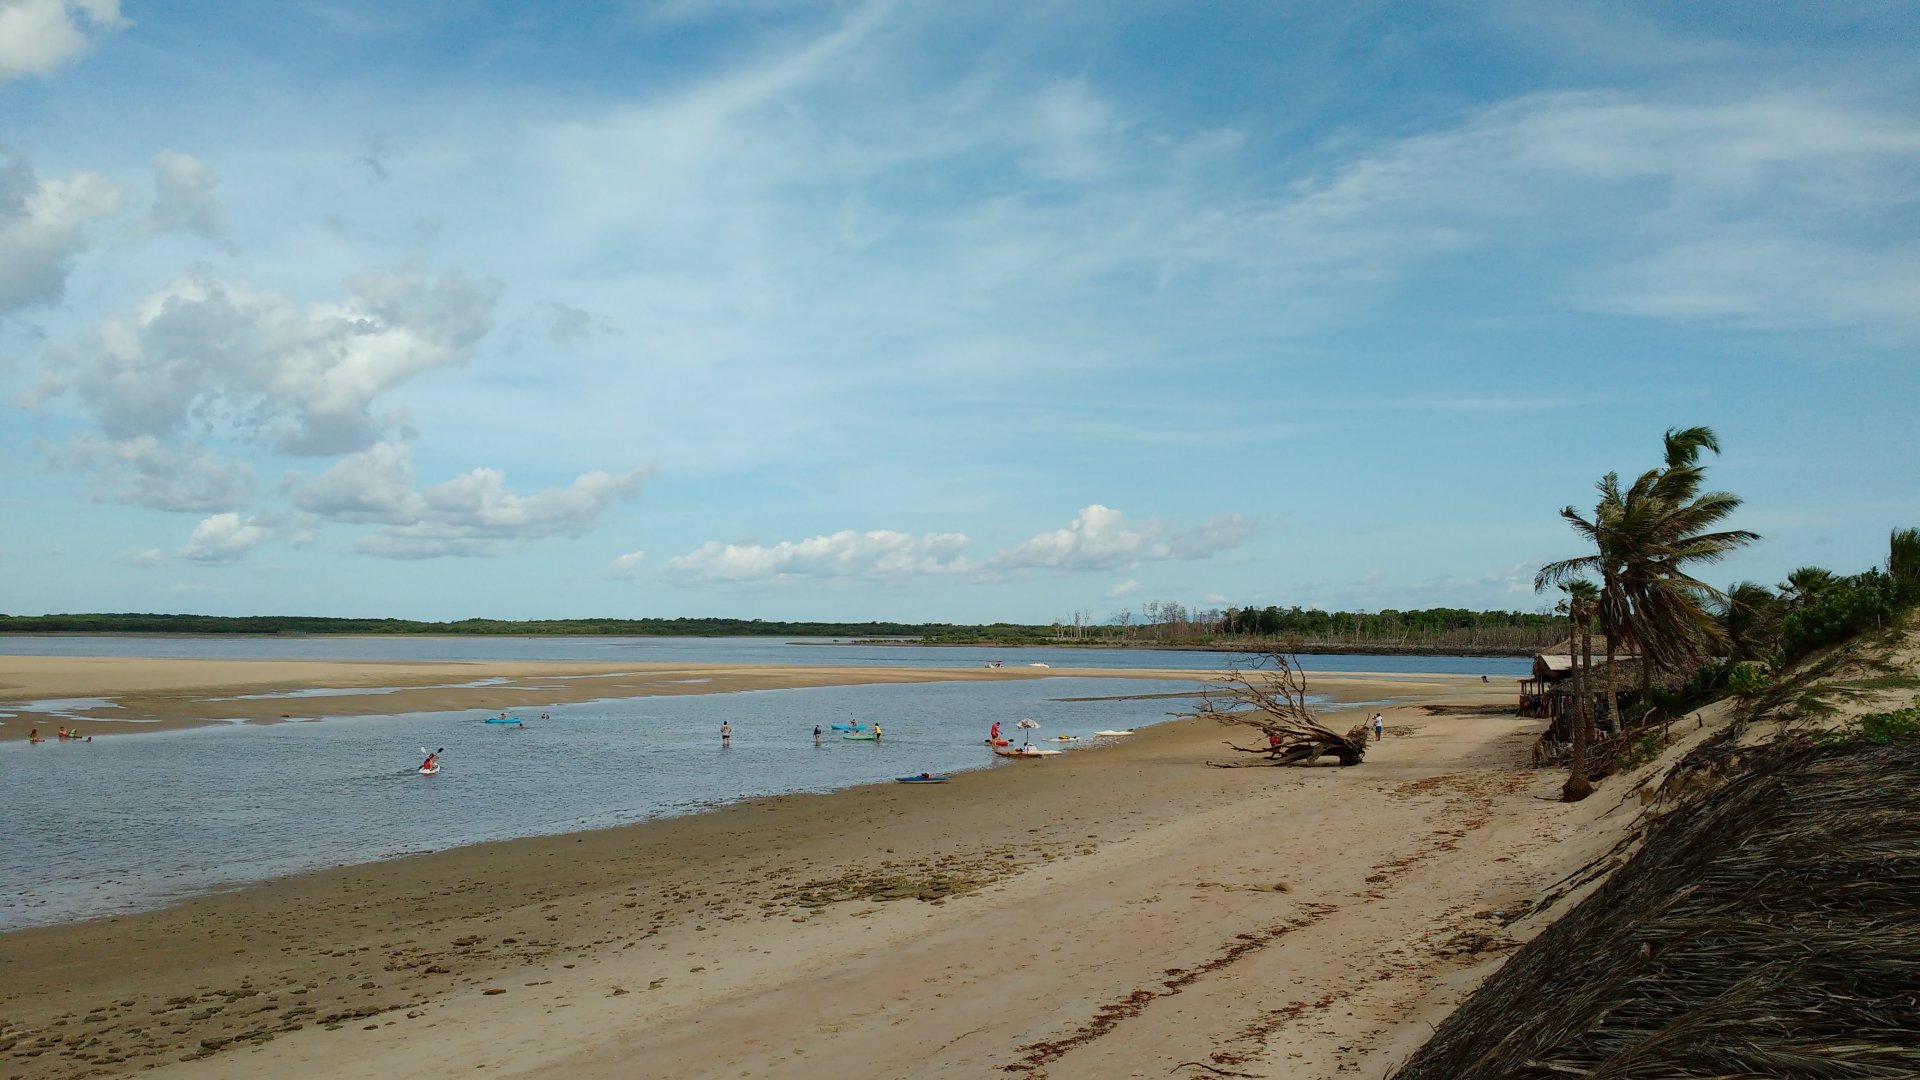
[1189,651,1367,767]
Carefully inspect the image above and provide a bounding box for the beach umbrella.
[1016,717,1040,745]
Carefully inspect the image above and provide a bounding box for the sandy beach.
[0,656,1665,1080]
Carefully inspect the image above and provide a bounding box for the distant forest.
[0,606,1566,654]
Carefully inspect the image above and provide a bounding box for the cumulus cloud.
[0,156,122,314]
[60,434,255,512]
[658,505,1253,583]
[144,150,226,242]
[177,512,269,564]
[290,442,647,558]
[664,529,973,583]
[992,504,1255,571]
[31,268,499,454]
[0,0,125,83]
[610,550,647,579]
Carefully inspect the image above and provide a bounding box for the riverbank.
[0,668,1614,1079]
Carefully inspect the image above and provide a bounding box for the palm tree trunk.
[1566,624,1604,802]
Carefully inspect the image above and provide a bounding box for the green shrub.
[1856,701,1920,745]
[1777,570,1900,665]
[1728,661,1770,699]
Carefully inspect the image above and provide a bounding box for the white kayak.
[419,764,440,775]
[1093,730,1136,737]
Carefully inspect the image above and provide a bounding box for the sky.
[1,0,1916,624]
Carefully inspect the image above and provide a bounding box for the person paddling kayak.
[420,747,443,772]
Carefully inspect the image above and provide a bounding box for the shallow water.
[0,676,1233,931]
[0,642,1529,932]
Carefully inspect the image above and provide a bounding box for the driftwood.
[1190,651,1368,767]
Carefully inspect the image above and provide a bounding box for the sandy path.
[0,669,1607,1080]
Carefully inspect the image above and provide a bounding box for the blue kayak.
[829,723,866,731]
[895,775,949,784]
[484,717,522,724]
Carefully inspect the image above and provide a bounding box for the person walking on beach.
[720,722,732,745]
[1371,713,1385,742]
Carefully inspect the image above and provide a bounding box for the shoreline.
[0,660,1595,1079]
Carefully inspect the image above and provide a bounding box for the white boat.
[1093,729,1135,737]
[994,746,1062,758]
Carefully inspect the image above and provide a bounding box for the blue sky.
[2,1,1916,623]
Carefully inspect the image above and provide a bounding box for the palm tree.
[1778,566,1840,609]
[1537,427,1759,800]
[1716,581,1781,661]
[1891,528,1920,603]
[1554,580,1600,790]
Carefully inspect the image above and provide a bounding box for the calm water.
[0,634,1532,676]
[0,640,1527,932]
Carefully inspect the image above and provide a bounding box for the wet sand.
[0,661,1660,1080]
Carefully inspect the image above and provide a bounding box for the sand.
[0,655,1254,735]
[0,661,1646,1080]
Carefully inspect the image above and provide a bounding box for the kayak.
[830,723,866,731]
[994,747,1061,758]
[986,738,1011,747]
[419,763,441,775]
[1051,735,1079,741]
[483,717,521,724]
[1093,730,1136,737]
[895,775,949,784]
[843,733,879,741]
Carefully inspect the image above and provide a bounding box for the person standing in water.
[872,722,883,739]
[813,725,823,744]
[720,722,732,745]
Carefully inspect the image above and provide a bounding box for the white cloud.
[144,150,226,242]
[992,504,1255,571]
[1106,578,1140,598]
[660,505,1255,584]
[664,529,972,583]
[60,434,254,512]
[31,269,499,454]
[118,547,164,567]
[177,512,268,564]
[291,442,648,558]
[0,157,122,314]
[0,0,125,83]
[610,550,647,579]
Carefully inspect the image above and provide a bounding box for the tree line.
[1048,601,1563,651]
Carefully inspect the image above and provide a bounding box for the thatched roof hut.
[1392,737,1920,1078]
[1530,636,1635,683]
